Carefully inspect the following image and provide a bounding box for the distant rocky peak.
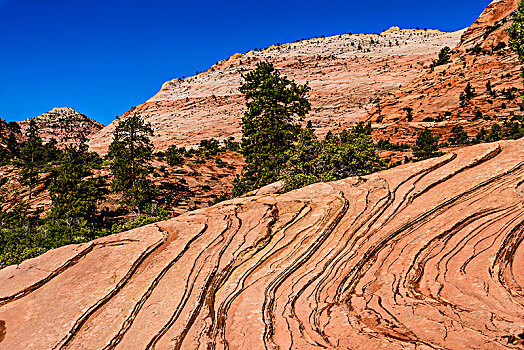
[47,106,77,114]
[19,107,104,147]
[34,106,85,120]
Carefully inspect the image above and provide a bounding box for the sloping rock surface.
[1,138,523,349]
[88,29,463,153]
[365,0,522,144]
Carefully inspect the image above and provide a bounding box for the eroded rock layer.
[1,138,523,349]
[88,28,463,153]
[365,0,522,144]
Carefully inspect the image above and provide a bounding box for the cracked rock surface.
[1,138,523,349]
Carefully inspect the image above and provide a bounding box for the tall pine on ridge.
[19,119,44,200]
[234,61,311,195]
[48,144,106,224]
[108,113,156,210]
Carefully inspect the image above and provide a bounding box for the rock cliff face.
[1,138,523,349]
[88,29,463,153]
[458,0,517,51]
[18,107,103,147]
[365,0,522,144]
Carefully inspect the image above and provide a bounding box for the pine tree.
[431,46,452,69]
[48,144,106,224]
[506,0,524,101]
[376,98,384,123]
[235,61,311,194]
[449,126,468,145]
[412,128,443,161]
[279,126,322,191]
[403,107,414,122]
[19,120,44,199]
[108,113,156,209]
[487,123,502,142]
[464,83,476,99]
[165,145,184,166]
[43,138,61,162]
[507,0,524,63]
[6,133,19,159]
[459,83,476,107]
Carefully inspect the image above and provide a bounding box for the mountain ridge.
[88,28,464,153]
[364,0,522,144]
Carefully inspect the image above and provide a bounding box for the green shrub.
[412,128,444,161]
[280,124,383,191]
[448,126,469,145]
[165,145,184,166]
[376,139,410,151]
[109,215,165,235]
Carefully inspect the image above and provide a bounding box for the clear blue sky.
[0,0,492,125]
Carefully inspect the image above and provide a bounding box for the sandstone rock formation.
[88,29,463,153]
[18,107,103,147]
[1,138,523,349]
[365,0,522,144]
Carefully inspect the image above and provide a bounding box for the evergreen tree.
[43,138,61,162]
[431,46,452,68]
[502,120,524,139]
[235,61,311,194]
[464,83,476,99]
[412,128,443,161]
[48,144,106,224]
[486,81,493,94]
[475,127,488,143]
[404,107,414,122]
[6,133,19,159]
[459,82,476,107]
[197,139,222,157]
[506,0,524,101]
[487,123,502,142]
[352,121,373,135]
[235,62,311,194]
[448,125,468,145]
[507,0,524,63]
[165,145,184,166]
[108,113,156,209]
[0,203,44,268]
[19,120,44,199]
[279,126,322,191]
[0,147,9,164]
[376,98,384,123]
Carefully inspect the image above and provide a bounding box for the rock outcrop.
[88,29,463,153]
[1,138,523,349]
[18,107,103,147]
[364,0,522,144]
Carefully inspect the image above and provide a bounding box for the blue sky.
[0,0,492,125]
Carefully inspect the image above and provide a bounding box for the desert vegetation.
[2,1,524,349]
[0,115,240,267]
[231,62,420,196]
[0,0,523,279]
